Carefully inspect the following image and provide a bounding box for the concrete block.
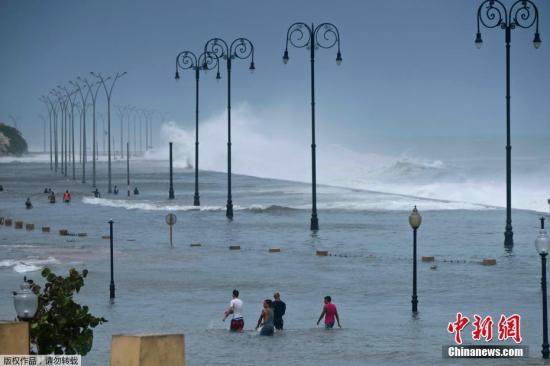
[229,245,240,250]
[110,333,185,366]
[14,221,23,229]
[0,321,29,354]
[482,258,497,266]
[316,250,329,256]
[422,256,435,262]
[102,235,111,240]
[25,224,34,231]
[42,226,50,233]
[77,233,87,237]
[269,248,281,253]
[4,219,12,226]
[190,243,201,247]
[59,229,69,236]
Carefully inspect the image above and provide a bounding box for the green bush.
[27,268,107,355]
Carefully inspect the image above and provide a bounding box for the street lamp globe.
[216,71,221,82]
[536,229,550,255]
[409,206,422,230]
[475,32,483,49]
[282,50,289,64]
[249,62,255,74]
[336,52,342,66]
[174,71,180,80]
[13,279,38,321]
[533,32,542,49]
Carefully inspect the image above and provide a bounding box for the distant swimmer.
[113,185,119,195]
[25,197,33,209]
[316,296,341,329]
[273,292,286,331]
[255,299,275,336]
[93,188,101,198]
[133,187,140,195]
[223,289,244,332]
[44,188,49,193]
[48,191,56,204]
[63,190,71,203]
[0,185,4,191]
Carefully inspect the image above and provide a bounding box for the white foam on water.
[0,256,59,273]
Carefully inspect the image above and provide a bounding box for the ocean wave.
[0,256,59,273]
[83,196,491,213]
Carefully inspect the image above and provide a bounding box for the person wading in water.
[223,289,244,332]
[255,299,275,336]
[316,296,342,329]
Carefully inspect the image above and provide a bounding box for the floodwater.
[0,157,548,365]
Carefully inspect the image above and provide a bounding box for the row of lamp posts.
[39,72,126,192]
[173,23,341,228]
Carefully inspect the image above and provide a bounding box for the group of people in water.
[223,290,341,336]
[24,188,72,208]
[22,185,142,208]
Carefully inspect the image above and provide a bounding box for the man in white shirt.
[223,289,244,332]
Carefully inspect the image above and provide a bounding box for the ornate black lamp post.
[535,226,550,358]
[475,0,541,249]
[283,22,342,231]
[175,50,220,206]
[409,206,422,314]
[204,37,255,219]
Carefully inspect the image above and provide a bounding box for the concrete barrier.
[59,229,69,236]
[25,224,34,231]
[42,226,50,233]
[229,245,240,250]
[316,250,329,256]
[14,221,23,229]
[4,219,12,227]
[482,258,497,266]
[0,321,29,354]
[422,256,435,262]
[110,333,185,366]
[269,248,281,253]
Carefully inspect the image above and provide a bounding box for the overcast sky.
[0,0,549,156]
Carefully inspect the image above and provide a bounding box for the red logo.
[448,313,521,345]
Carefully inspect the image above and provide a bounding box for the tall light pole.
[70,80,92,184]
[92,72,127,193]
[116,106,126,159]
[59,86,78,180]
[283,22,342,231]
[204,37,255,219]
[38,115,46,153]
[39,96,54,170]
[52,90,68,176]
[475,0,542,249]
[49,90,61,173]
[175,50,220,206]
[80,77,103,188]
